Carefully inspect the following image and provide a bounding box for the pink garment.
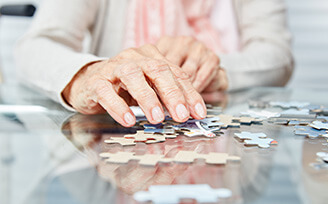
[124,0,239,54]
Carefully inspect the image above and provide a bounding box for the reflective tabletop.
[0,84,327,204]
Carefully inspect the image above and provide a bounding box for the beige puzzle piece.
[173,151,240,164]
[207,114,262,129]
[124,131,167,142]
[216,114,240,128]
[105,131,177,146]
[104,137,137,146]
[99,151,240,166]
[234,116,262,124]
[100,152,172,166]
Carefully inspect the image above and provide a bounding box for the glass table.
[0,83,327,204]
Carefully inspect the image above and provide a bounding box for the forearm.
[14,36,103,108]
[221,42,294,91]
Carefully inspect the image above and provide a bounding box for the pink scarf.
[124,0,239,54]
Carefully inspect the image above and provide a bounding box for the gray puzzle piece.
[310,121,328,130]
[294,126,328,138]
[234,132,277,148]
[270,101,310,109]
[318,116,328,122]
[143,123,175,134]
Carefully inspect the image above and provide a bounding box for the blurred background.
[0,0,327,88]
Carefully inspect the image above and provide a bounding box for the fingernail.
[152,106,164,123]
[124,112,135,126]
[176,104,189,120]
[195,103,206,118]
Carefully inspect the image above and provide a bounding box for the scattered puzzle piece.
[134,184,232,204]
[234,132,277,148]
[173,151,240,164]
[294,126,328,138]
[248,100,270,108]
[318,116,328,122]
[280,109,310,116]
[143,123,176,134]
[105,131,176,146]
[99,151,240,166]
[240,110,280,119]
[310,152,328,170]
[215,114,240,128]
[183,128,217,138]
[124,131,168,142]
[309,121,328,130]
[216,114,262,128]
[317,152,328,163]
[269,101,310,109]
[100,152,172,166]
[104,137,137,146]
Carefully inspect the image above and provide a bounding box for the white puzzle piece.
[234,132,278,148]
[134,184,232,204]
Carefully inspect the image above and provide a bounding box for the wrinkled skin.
[63,37,228,127]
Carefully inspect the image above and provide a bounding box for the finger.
[116,62,165,124]
[155,36,172,55]
[140,60,190,122]
[181,42,206,82]
[192,53,220,92]
[94,79,136,127]
[170,65,207,120]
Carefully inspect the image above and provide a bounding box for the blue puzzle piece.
[143,123,175,134]
[318,116,328,122]
[294,126,328,138]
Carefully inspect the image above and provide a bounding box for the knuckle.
[145,60,170,74]
[163,86,182,99]
[208,52,220,64]
[95,83,110,100]
[119,48,140,58]
[141,43,158,51]
[172,67,191,81]
[118,64,142,80]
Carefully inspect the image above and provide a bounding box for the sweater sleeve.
[14,0,104,110]
[221,0,294,91]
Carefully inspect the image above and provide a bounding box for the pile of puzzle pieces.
[99,101,328,203]
[104,114,263,146]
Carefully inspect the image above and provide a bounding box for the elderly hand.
[62,44,206,127]
[156,36,228,93]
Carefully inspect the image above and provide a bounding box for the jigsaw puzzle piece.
[317,152,328,163]
[280,109,310,116]
[100,152,172,166]
[104,137,137,146]
[143,124,176,134]
[240,110,280,119]
[173,151,240,164]
[134,184,232,204]
[234,132,277,148]
[269,101,310,109]
[309,121,328,130]
[317,116,328,122]
[125,130,176,142]
[216,114,240,128]
[310,152,328,170]
[294,126,328,138]
[183,129,217,138]
[233,116,263,125]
